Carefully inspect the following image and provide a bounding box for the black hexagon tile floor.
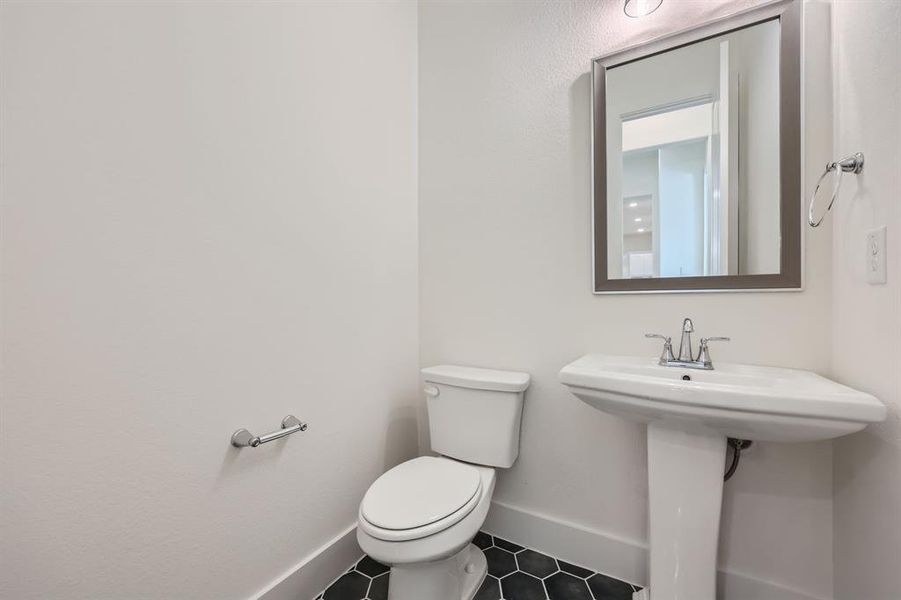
[315,532,641,600]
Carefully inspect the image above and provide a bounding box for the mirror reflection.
[606,19,781,280]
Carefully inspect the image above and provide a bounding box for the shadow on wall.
[570,73,592,207]
[383,405,420,471]
[215,424,293,490]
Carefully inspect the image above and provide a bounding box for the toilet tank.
[421,365,530,468]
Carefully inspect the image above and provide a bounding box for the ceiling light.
[629,202,638,208]
[634,217,642,222]
[624,0,663,18]
[637,228,646,233]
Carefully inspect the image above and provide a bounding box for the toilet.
[357,365,530,600]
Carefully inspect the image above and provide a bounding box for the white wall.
[731,20,782,275]
[420,1,835,597]
[830,1,901,598]
[0,2,418,599]
[608,20,781,279]
[606,38,720,278]
[658,140,707,278]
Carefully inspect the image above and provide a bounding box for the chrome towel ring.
[808,152,864,227]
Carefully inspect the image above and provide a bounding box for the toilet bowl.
[356,365,530,600]
[357,457,496,600]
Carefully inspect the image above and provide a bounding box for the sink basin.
[560,354,885,443]
[559,354,885,600]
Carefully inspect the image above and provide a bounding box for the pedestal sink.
[559,354,885,600]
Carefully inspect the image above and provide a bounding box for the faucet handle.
[645,333,671,342]
[645,333,675,364]
[698,337,730,367]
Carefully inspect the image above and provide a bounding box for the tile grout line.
[319,531,636,600]
[314,553,366,600]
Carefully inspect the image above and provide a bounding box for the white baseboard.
[483,499,647,586]
[251,503,827,600]
[717,569,828,600]
[483,500,828,600]
[253,523,362,600]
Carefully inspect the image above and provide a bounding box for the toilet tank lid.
[421,365,530,393]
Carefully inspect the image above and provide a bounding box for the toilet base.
[388,544,487,600]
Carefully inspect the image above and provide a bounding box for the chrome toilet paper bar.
[231,415,308,448]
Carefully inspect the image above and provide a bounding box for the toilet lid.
[361,457,482,531]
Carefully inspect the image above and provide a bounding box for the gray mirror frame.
[592,0,801,293]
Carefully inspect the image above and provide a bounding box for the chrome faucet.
[645,318,730,370]
[678,318,695,362]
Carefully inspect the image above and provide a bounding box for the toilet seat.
[359,457,483,542]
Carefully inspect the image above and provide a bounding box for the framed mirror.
[592,0,801,293]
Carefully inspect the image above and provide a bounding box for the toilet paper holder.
[231,415,308,448]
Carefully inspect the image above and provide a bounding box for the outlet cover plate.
[866,226,887,285]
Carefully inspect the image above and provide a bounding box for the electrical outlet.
[866,226,887,284]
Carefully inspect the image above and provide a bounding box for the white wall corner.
[254,524,360,600]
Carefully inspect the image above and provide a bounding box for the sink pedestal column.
[645,422,726,600]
